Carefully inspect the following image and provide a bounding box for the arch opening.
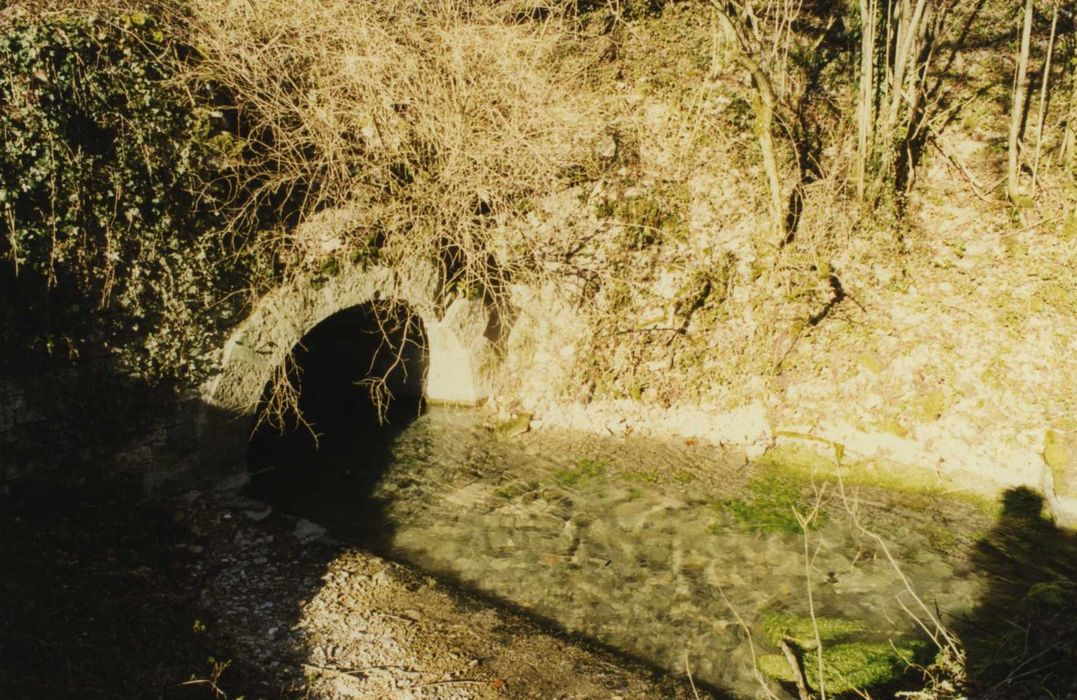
[246,301,427,518]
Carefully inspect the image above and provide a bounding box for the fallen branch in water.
[717,585,783,700]
[780,638,814,700]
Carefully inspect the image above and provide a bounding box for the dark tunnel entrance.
[246,302,427,541]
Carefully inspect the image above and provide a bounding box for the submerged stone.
[293,518,328,543]
[496,412,533,437]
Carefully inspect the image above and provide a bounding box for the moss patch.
[757,639,926,694]
[496,413,533,438]
[493,480,537,500]
[554,458,607,486]
[761,611,865,649]
[621,469,662,485]
[713,469,823,534]
[758,442,997,516]
[1045,429,1075,495]
[1020,581,1069,613]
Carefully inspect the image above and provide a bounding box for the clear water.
[259,407,991,698]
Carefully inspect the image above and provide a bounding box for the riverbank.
[491,123,1077,526]
[0,481,703,699]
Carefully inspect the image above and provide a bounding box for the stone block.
[1044,429,1077,527]
[425,297,494,405]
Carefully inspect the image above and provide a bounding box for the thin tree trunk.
[1008,0,1034,203]
[885,0,928,134]
[1032,2,1059,193]
[855,0,877,202]
[753,81,785,241]
[712,4,786,241]
[1065,60,1077,174]
[879,0,928,194]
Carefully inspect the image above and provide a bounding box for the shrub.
[182,0,604,299]
[0,6,251,382]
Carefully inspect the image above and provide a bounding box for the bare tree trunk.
[1008,0,1034,203]
[751,69,785,241]
[884,0,929,135]
[874,0,930,199]
[1032,2,1059,192]
[712,3,787,241]
[1065,59,1077,175]
[855,0,878,202]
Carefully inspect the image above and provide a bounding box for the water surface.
[253,407,991,698]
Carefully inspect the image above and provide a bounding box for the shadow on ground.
[0,301,421,698]
[0,482,249,698]
[956,487,1077,699]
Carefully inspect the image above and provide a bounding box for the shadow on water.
[957,487,1077,699]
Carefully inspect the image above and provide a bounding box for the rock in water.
[497,413,533,438]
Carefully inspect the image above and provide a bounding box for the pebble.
[293,518,328,543]
[245,504,273,522]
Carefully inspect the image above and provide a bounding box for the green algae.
[554,458,607,486]
[757,639,927,694]
[761,611,865,649]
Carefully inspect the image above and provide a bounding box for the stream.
[251,406,993,698]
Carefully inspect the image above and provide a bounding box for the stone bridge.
[197,263,498,483]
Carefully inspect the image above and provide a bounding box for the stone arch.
[197,263,497,483]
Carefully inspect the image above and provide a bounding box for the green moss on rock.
[758,639,926,694]
[554,458,607,486]
[761,611,865,649]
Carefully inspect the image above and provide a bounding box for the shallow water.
[255,407,991,698]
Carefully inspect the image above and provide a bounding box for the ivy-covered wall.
[0,8,256,381]
[0,8,264,486]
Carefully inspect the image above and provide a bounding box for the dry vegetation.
[182,0,606,298]
[10,0,1068,445]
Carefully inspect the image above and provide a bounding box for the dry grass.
[173,0,616,430]
[183,0,606,297]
